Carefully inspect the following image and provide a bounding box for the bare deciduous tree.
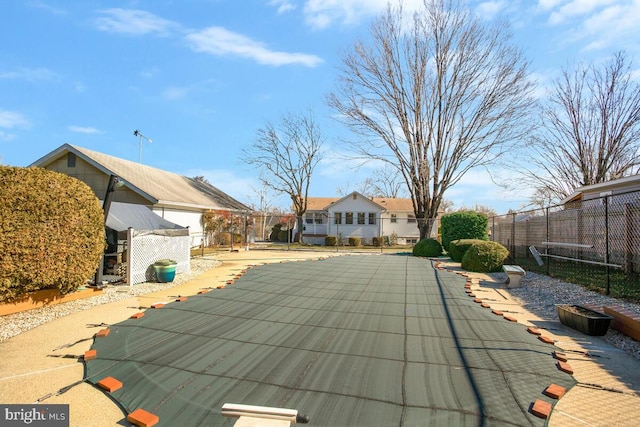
[524,52,640,203]
[337,164,408,198]
[328,0,535,239]
[243,110,324,243]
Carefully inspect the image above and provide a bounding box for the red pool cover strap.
[85,255,575,426]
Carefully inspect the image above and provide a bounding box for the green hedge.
[325,236,338,246]
[449,239,486,262]
[348,237,361,247]
[372,236,383,247]
[412,238,443,257]
[461,241,509,273]
[269,223,282,241]
[441,211,488,252]
[0,166,104,302]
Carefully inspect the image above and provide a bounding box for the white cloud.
[68,125,101,134]
[537,0,564,11]
[28,1,67,15]
[302,0,383,30]
[0,67,58,82]
[162,78,222,100]
[0,110,30,129]
[269,0,297,14]
[94,9,178,36]
[539,0,640,54]
[548,0,617,25]
[0,131,16,141]
[475,1,508,20]
[185,27,323,67]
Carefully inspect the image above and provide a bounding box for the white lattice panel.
[128,231,190,285]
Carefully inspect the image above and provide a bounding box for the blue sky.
[1,0,639,214]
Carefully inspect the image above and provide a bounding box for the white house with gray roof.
[298,191,430,245]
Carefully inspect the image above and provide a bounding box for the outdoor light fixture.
[133,129,152,163]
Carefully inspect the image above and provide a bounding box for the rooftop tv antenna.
[133,129,152,163]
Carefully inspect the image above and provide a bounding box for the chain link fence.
[489,190,640,300]
[200,213,423,249]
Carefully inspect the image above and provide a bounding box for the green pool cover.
[86,255,575,426]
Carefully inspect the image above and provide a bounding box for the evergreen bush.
[348,237,361,247]
[449,239,486,262]
[325,236,338,246]
[461,241,509,273]
[372,236,383,247]
[0,166,104,302]
[412,238,443,257]
[441,211,488,252]
[277,230,289,242]
[269,224,282,241]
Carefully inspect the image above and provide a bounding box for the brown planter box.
[556,304,613,336]
[0,287,103,316]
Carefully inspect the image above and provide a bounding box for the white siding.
[152,207,203,247]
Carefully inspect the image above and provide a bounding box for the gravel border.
[491,270,640,361]
[0,256,220,342]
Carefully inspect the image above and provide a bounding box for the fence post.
[511,212,516,263]
[605,196,610,295]
[545,207,550,276]
[127,227,133,286]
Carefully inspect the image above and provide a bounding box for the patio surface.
[85,254,576,426]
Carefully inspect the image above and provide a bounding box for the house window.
[408,214,416,223]
[334,212,342,224]
[67,153,76,168]
[306,213,325,224]
[391,214,397,223]
[345,212,354,224]
[357,212,365,224]
[368,213,376,225]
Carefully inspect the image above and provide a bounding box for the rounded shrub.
[277,229,290,242]
[348,237,361,247]
[412,238,443,257]
[325,236,338,246]
[372,236,383,247]
[269,223,282,241]
[0,166,104,302]
[449,239,486,262]
[440,211,488,252]
[461,241,509,273]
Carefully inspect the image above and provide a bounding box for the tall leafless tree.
[243,110,324,243]
[523,52,640,203]
[337,164,408,198]
[328,0,535,239]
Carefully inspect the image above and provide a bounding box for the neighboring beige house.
[298,191,433,245]
[562,174,640,207]
[30,144,250,248]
